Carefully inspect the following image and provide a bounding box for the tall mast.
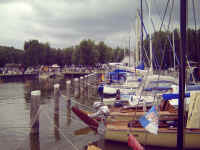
[136,11,140,66]
[140,0,143,64]
[177,0,187,149]
[172,31,176,70]
[129,34,131,67]
[149,0,153,72]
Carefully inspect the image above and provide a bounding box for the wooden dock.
[0,73,38,81]
[0,70,105,81]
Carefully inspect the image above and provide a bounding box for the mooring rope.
[42,109,80,150]
[60,94,94,111]
[14,106,43,150]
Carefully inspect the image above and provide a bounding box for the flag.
[139,105,158,134]
[128,134,144,150]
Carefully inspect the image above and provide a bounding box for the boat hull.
[72,106,98,132]
[105,127,200,149]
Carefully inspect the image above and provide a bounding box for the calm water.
[0,78,177,150]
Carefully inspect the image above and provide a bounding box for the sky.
[0,0,199,50]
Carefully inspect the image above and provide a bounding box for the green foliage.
[0,46,24,67]
[0,38,125,67]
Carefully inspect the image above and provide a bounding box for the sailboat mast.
[136,11,140,66]
[129,34,131,67]
[140,0,143,64]
[177,0,187,149]
[172,31,176,70]
[149,0,153,72]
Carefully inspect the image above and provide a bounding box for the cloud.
[0,0,199,50]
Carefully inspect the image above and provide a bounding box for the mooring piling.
[30,90,40,134]
[54,83,60,141]
[66,80,72,125]
[80,76,84,95]
[74,78,80,98]
[66,80,71,100]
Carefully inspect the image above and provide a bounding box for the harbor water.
[0,78,177,150]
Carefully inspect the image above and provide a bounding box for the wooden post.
[54,84,60,141]
[84,75,88,97]
[93,74,98,96]
[66,80,71,101]
[74,78,79,98]
[66,80,71,125]
[30,90,40,134]
[80,76,84,95]
[86,75,90,98]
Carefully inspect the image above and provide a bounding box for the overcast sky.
[0,0,199,50]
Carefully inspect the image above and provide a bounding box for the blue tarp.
[162,93,190,101]
[136,62,145,70]
[108,71,126,82]
[187,85,200,91]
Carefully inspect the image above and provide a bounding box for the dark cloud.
[0,0,199,49]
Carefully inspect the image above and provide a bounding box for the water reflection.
[0,77,171,150]
[66,99,71,126]
[54,110,60,141]
[54,88,60,141]
[74,127,92,136]
[24,79,54,107]
[30,133,40,150]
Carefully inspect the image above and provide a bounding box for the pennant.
[139,105,158,134]
[128,134,144,150]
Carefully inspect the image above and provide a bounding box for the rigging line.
[137,9,149,37]
[137,9,153,65]
[186,56,196,84]
[138,1,171,69]
[167,0,175,30]
[42,110,80,150]
[143,38,151,66]
[165,34,180,66]
[192,0,197,31]
[144,0,156,32]
[154,0,168,31]
[197,0,200,26]
[158,39,169,72]
[159,0,170,31]
[152,1,174,68]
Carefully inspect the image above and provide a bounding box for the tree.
[79,39,98,65]
[97,41,109,64]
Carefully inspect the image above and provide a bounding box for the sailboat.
[105,0,200,149]
[72,0,200,149]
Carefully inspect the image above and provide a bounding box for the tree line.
[0,28,199,69]
[0,39,128,67]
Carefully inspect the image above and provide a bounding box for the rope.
[44,104,100,142]
[14,106,43,150]
[60,94,94,111]
[192,0,197,31]
[159,0,170,31]
[167,0,174,30]
[42,110,80,150]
